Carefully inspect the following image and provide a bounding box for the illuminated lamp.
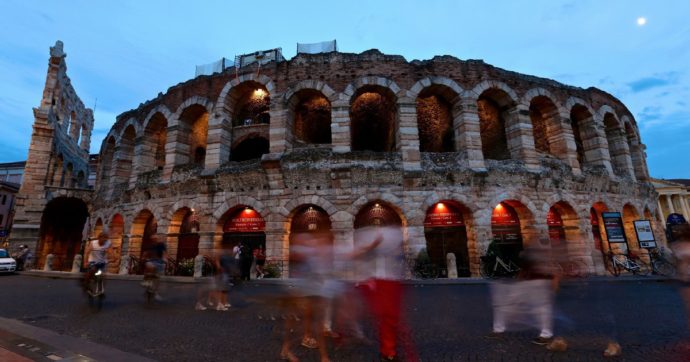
[435,202,446,211]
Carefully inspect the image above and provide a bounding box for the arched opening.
[38,197,89,271]
[350,86,397,152]
[423,201,470,277]
[76,170,85,188]
[108,214,124,274]
[178,104,209,166]
[416,86,456,152]
[143,112,167,171]
[52,154,64,186]
[130,210,157,272]
[170,207,201,267]
[625,121,646,180]
[288,205,333,276]
[477,89,513,161]
[231,136,269,161]
[547,202,581,256]
[569,105,591,166]
[219,205,266,253]
[490,200,537,261]
[230,83,270,126]
[353,201,404,280]
[99,137,116,190]
[71,112,81,144]
[529,96,561,157]
[115,125,136,186]
[291,89,332,145]
[603,113,628,177]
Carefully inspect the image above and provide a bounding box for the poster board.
[602,212,626,243]
[633,220,657,248]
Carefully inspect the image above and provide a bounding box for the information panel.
[633,220,657,248]
[602,212,626,243]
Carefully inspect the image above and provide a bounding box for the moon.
[637,17,647,26]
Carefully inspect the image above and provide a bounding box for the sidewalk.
[0,317,153,362]
[19,270,670,285]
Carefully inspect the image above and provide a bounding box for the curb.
[0,317,154,361]
[17,270,671,285]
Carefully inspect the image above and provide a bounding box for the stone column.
[268,103,288,154]
[657,200,666,229]
[680,195,690,222]
[162,125,185,183]
[581,117,614,175]
[666,194,676,214]
[608,129,636,179]
[331,98,351,153]
[129,136,146,188]
[505,105,540,171]
[331,210,353,280]
[397,98,421,171]
[456,98,486,170]
[204,114,231,171]
[264,213,287,278]
[552,112,582,174]
[197,231,215,257]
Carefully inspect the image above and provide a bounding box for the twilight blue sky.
[1,0,688,178]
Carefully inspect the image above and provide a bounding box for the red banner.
[547,208,563,226]
[424,203,464,227]
[224,209,265,233]
[491,203,520,225]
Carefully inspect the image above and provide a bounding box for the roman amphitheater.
[14,42,661,278]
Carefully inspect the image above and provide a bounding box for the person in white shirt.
[83,233,111,289]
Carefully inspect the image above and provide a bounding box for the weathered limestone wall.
[89,48,657,277]
[11,41,94,253]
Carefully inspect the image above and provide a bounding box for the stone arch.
[141,110,168,173]
[347,78,400,152]
[470,81,520,161]
[98,136,117,191]
[118,117,142,139]
[526,92,570,160]
[282,195,338,218]
[622,115,648,180]
[213,195,267,221]
[285,86,333,147]
[622,203,642,252]
[167,199,205,223]
[601,108,632,178]
[171,100,211,166]
[567,99,598,167]
[107,213,125,273]
[113,124,137,188]
[142,105,173,130]
[521,88,567,114]
[349,192,406,223]
[230,133,269,161]
[413,78,463,153]
[546,200,586,257]
[283,79,337,103]
[214,74,276,116]
[128,208,159,263]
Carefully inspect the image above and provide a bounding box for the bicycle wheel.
[605,257,620,277]
[479,258,494,279]
[654,260,676,277]
[634,261,651,276]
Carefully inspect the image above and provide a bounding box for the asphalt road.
[1,274,689,361]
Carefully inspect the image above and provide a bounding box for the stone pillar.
[553,112,582,174]
[119,255,131,275]
[205,114,231,170]
[129,136,146,188]
[264,213,287,278]
[269,104,288,154]
[331,210,354,279]
[456,98,486,170]
[446,253,458,279]
[197,231,214,257]
[162,125,185,182]
[666,194,676,214]
[505,105,540,171]
[44,254,54,271]
[331,98,351,153]
[657,200,667,229]
[71,254,82,273]
[581,117,614,175]
[397,98,421,171]
[607,129,636,179]
[193,254,204,278]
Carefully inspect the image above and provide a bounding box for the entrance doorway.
[221,207,266,252]
[38,197,89,271]
[288,205,332,277]
[423,202,470,277]
[490,202,523,261]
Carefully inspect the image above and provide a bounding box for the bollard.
[71,254,83,273]
[193,255,204,278]
[119,255,131,275]
[44,254,54,271]
[446,253,458,279]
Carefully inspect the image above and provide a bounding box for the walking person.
[239,241,254,281]
[254,246,266,279]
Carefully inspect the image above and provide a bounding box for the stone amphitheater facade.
[82,48,661,277]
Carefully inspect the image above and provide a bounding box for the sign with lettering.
[223,209,265,233]
[602,212,626,243]
[424,203,465,228]
[633,220,656,248]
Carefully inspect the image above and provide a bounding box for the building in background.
[653,178,690,226]
[0,181,20,244]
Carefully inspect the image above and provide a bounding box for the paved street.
[1,274,689,361]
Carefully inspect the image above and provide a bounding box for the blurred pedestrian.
[254,246,266,279]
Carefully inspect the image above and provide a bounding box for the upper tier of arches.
[97,69,649,195]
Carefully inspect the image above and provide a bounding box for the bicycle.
[480,255,520,278]
[605,252,649,276]
[85,265,106,310]
[646,248,676,277]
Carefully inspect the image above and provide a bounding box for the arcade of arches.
[79,198,664,278]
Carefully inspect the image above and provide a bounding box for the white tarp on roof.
[195,58,234,77]
[297,40,337,54]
